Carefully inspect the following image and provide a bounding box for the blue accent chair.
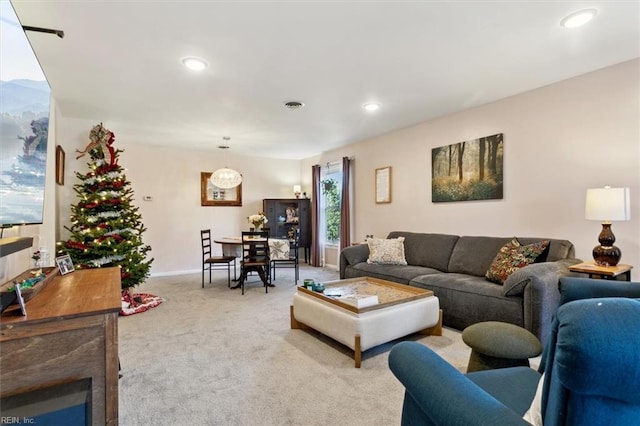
[388,277,640,425]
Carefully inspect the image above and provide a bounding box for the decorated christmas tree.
[58,123,153,291]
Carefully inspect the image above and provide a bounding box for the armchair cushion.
[541,297,640,425]
[556,297,640,403]
[466,367,541,416]
[558,276,640,305]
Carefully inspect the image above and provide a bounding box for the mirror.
[200,172,242,206]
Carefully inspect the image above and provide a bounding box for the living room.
[0,2,639,424]
[3,57,638,277]
[1,2,638,282]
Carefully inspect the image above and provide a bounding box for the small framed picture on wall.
[375,166,392,204]
[56,145,65,185]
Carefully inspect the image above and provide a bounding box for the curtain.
[339,156,351,251]
[310,164,322,267]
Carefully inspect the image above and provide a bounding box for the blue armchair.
[389,277,640,425]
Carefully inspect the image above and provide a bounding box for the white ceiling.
[10,1,640,160]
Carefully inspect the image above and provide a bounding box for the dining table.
[214,237,290,257]
[213,236,290,288]
[213,237,244,258]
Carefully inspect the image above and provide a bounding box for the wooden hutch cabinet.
[263,198,311,262]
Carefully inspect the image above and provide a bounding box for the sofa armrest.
[503,261,573,297]
[339,244,370,278]
[389,342,528,426]
[509,259,580,346]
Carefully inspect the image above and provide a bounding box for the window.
[320,162,342,245]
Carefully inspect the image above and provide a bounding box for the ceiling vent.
[283,101,305,110]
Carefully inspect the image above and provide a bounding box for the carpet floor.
[118,264,472,425]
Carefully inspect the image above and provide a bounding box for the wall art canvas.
[432,133,503,202]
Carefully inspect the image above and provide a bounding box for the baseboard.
[150,263,332,278]
[150,269,199,278]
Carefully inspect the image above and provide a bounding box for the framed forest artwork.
[431,133,503,202]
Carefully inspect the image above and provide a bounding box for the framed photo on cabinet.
[375,166,392,204]
[55,254,75,275]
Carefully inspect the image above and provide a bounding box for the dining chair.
[201,229,236,288]
[238,230,272,295]
[269,230,299,284]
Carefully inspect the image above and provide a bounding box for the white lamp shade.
[585,187,630,221]
[210,168,242,189]
[293,185,302,193]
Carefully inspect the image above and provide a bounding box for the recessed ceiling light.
[181,57,208,71]
[560,9,597,28]
[363,102,381,112]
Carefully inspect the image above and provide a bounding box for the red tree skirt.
[120,289,164,316]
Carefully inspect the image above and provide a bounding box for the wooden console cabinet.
[0,267,122,425]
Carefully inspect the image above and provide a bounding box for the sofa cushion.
[388,231,459,271]
[447,236,512,277]
[517,237,574,262]
[347,263,442,284]
[485,239,550,284]
[410,273,524,332]
[367,237,407,265]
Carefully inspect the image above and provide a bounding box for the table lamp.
[293,185,302,199]
[585,186,630,266]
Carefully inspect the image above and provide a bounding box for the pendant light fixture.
[210,138,242,189]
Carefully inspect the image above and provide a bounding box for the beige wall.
[54,118,303,275]
[304,59,640,280]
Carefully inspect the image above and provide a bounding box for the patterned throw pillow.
[485,239,550,284]
[367,237,408,265]
[268,239,290,260]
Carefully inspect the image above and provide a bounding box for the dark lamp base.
[592,245,621,267]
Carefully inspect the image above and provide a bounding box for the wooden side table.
[569,261,633,281]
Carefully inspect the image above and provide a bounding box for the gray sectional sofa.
[339,231,581,345]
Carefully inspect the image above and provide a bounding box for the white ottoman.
[290,279,441,367]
